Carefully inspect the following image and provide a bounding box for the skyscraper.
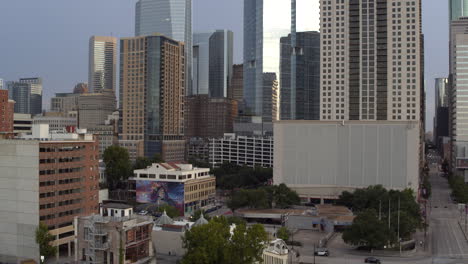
[7,82,30,114]
[450,0,468,21]
[229,64,244,103]
[88,36,117,93]
[320,0,422,121]
[243,0,319,121]
[120,34,185,161]
[434,78,449,146]
[135,0,192,95]
[19,77,42,115]
[280,31,320,120]
[209,30,233,98]
[193,32,212,95]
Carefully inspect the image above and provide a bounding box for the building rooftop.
[102,203,133,210]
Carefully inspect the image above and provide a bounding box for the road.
[294,153,468,264]
[429,165,468,263]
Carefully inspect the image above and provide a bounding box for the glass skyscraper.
[88,36,117,93]
[243,0,319,121]
[135,0,193,95]
[451,0,468,21]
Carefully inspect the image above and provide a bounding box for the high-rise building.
[135,0,192,95]
[450,0,468,21]
[434,78,449,146]
[320,0,422,121]
[229,64,244,103]
[0,90,15,133]
[193,32,212,95]
[280,31,320,120]
[78,89,116,129]
[185,95,238,138]
[88,36,117,93]
[243,0,319,121]
[7,81,31,114]
[120,34,185,161]
[450,18,468,178]
[209,30,233,98]
[0,79,3,90]
[192,30,233,97]
[19,78,42,115]
[73,82,89,94]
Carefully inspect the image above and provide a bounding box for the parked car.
[365,257,381,263]
[314,248,329,257]
[138,210,148,215]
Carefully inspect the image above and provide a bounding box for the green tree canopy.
[157,204,180,218]
[277,226,290,241]
[227,184,300,211]
[343,209,394,250]
[35,222,57,258]
[181,217,268,264]
[103,145,132,189]
[133,156,152,170]
[212,162,273,190]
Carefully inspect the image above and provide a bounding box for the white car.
[314,248,329,257]
[138,210,148,215]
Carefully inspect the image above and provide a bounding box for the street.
[293,151,468,264]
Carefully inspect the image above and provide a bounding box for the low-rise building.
[262,239,289,264]
[274,120,421,203]
[32,115,77,133]
[209,133,273,168]
[131,163,216,216]
[0,89,15,133]
[13,113,32,134]
[75,203,155,264]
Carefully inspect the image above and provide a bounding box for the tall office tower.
[229,64,244,102]
[7,81,31,114]
[209,30,233,98]
[320,0,422,121]
[0,79,3,90]
[262,73,279,122]
[192,30,233,97]
[18,77,42,115]
[450,18,468,178]
[280,31,320,120]
[434,78,449,146]
[88,36,117,93]
[135,0,192,95]
[451,0,468,21]
[243,0,319,121]
[120,35,185,161]
[193,32,212,95]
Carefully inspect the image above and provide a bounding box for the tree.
[181,217,268,264]
[337,191,354,208]
[343,209,394,250]
[267,184,300,208]
[35,222,57,259]
[103,145,132,189]
[277,226,290,241]
[133,156,152,170]
[227,184,300,211]
[190,209,211,222]
[157,204,180,218]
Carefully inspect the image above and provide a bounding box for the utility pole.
[398,196,401,255]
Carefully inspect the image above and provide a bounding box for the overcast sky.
[0,0,447,131]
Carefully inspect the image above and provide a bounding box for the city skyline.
[0,0,449,130]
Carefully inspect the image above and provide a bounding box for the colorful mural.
[136,180,185,214]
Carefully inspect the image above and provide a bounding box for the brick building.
[185,95,237,138]
[0,89,15,133]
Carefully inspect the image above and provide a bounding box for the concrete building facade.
[13,113,32,134]
[320,0,422,121]
[132,163,216,215]
[274,121,420,202]
[209,133,273,168]
[88,36,117,93]
[32,115,77,133]
[0,141,40,263]
[119,34,185,161]
[185,95,238,138]
[75,203,154,263]
[78,90,116,129]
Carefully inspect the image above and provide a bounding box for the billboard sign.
[136,180,185,215]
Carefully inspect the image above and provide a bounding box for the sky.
[0,0,448,131]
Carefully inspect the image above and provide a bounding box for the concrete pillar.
[68,241,71,257]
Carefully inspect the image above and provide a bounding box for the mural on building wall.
[136,180,185,214]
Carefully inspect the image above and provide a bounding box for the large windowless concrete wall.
[274,121,420,201]
[0,140,40,263]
